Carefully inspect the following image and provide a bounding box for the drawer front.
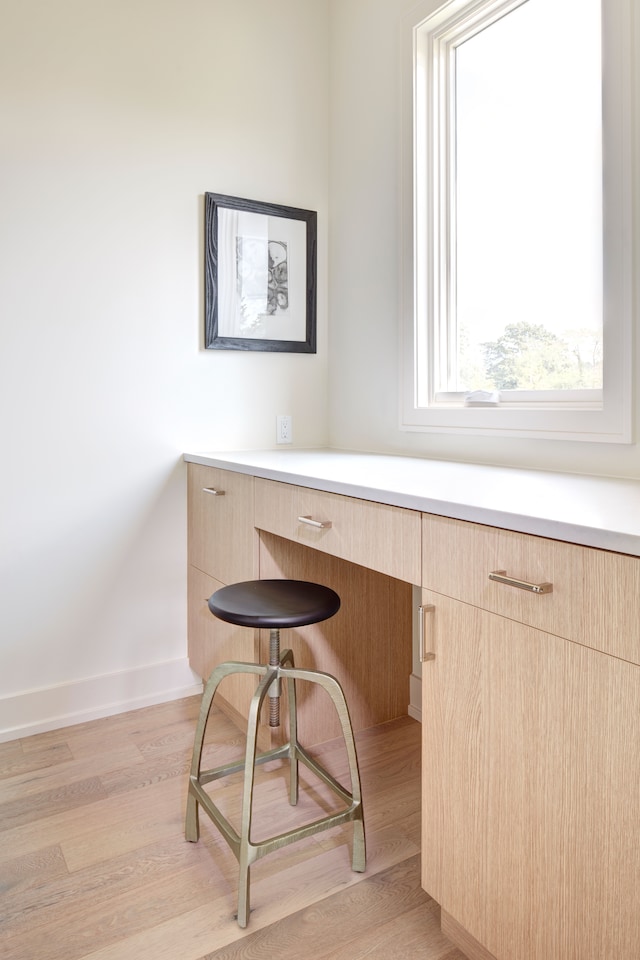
[187,463,256,584]
[255,478,421,584]
[422,514,640,664]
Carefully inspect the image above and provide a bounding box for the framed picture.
[204,192,317,352]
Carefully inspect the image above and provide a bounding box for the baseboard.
[407,671,422,723]
[0,658,203,743]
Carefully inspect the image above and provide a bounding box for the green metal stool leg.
[280,647,299,805]
[185,661,267,843]
[280,665,366,874]
[236,666,278,928]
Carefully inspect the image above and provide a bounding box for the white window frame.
[400,0,633,443]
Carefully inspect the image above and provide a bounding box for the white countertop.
[184,448,640,557]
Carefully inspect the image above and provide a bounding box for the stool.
[185,579,366,927]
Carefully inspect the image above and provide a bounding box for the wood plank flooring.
[0,696,465,960]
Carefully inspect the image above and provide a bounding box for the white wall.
[0,0,330,739]
[328,0,640,480]
[4,0,639,741]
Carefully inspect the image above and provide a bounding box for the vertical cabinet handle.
[202,487,225,496]
[419,604,436,662]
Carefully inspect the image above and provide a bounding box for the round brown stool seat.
[185,578,366,928]
[208,579,341,629]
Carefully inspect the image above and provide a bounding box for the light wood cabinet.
[186,456,640,960]
[187,566,260,728]
[255,477,421,585]
[188,463,256,585]
[422,514,640,664]
[187,464,259,721]
[421,520,640,960]
[187,464,414,746]
[259,532,413,744]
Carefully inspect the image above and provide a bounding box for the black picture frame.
[204,192,317,353]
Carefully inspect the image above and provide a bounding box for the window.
[401,0,633,442]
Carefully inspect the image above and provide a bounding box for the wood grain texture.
[422,590,640,960]
[0,741,73,780]
[187,464,257,586]
[187,463,264,735]
[0,776,108,830]
[187,466,416,751]
[188,566,261,732]
[0,698,452,960]
[258,532,413,745]
[422,513,640,664]
[255,477,421,585]
[202,856,464,960]
[441,912,498,960]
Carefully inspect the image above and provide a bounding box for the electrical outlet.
[276,414,292,444]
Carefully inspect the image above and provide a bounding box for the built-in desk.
[184,448,640,960]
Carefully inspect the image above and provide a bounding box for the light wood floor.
[0,696,465,960]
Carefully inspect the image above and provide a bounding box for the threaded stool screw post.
[269,628,281,727]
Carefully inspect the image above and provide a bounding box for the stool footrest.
[198,742,294,787]
[188,778,243,858]
[189,740,363,868]
[295,743,354,807]
[197,741,353,807]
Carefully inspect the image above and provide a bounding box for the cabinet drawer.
[255,478,421,584]
[187,463,256,584]
[422,514,640,664]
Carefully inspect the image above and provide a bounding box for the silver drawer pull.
[297,515,332,529]
[489,570,553,594]
[202,487,225,496]
[419,604,436,662]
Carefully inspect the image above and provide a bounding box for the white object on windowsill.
[464,390,500,407]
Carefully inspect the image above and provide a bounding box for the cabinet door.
[421,590,640,960]
[187,463,256,584]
